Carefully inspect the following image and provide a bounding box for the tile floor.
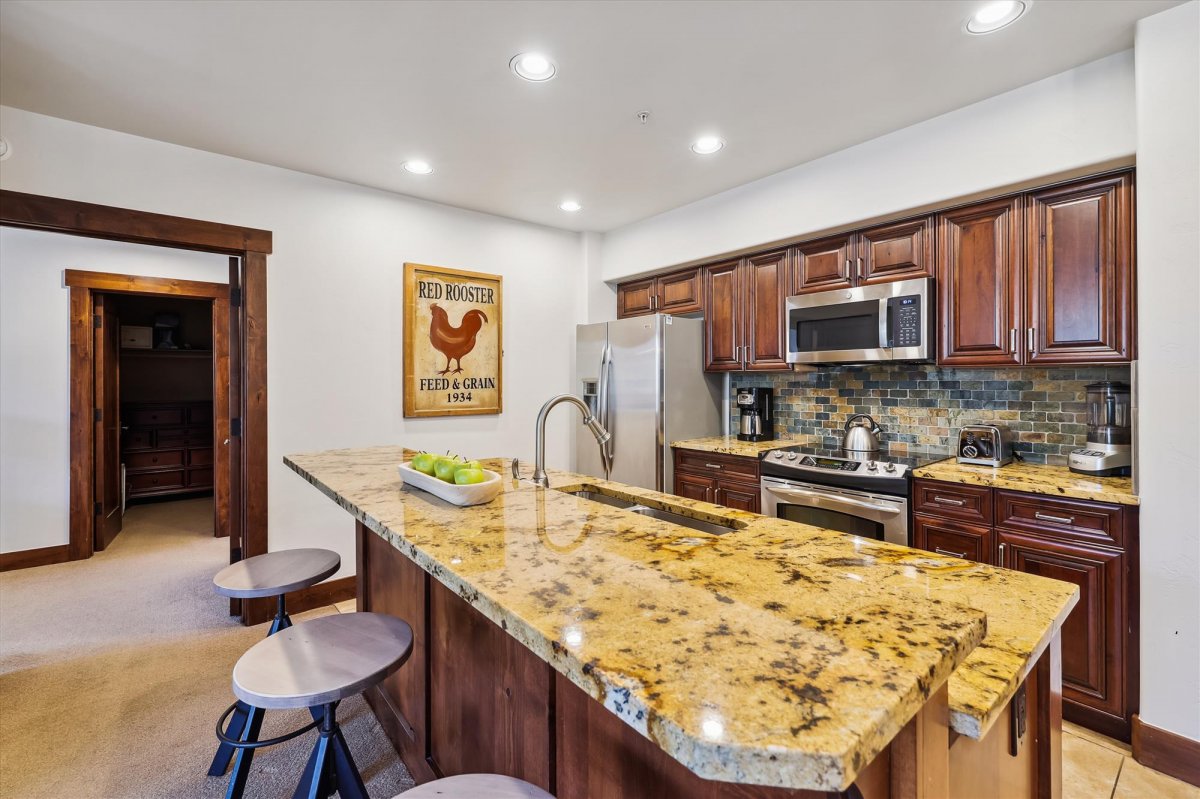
[1063,721,1198,799]
[336,594,1198,798]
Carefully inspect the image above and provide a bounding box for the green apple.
[453,468,487,485]
[434,456,463,483]
[411,452,437,475]
[454,460,482,473]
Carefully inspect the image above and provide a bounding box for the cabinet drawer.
[123,429,154,451]
[675,450,759,481]
[996,491,1123,548]
[186,406,212,425]
[913,515,993,565]
[188,468,214,488]
[125,450,184,470]
[189,447,214,467]
[127,470,185,492]
[129,408,184,427]
[912,480,992,524]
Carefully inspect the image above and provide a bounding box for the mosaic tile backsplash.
[735,365,1132,465]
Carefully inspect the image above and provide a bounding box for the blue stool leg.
[330,723,368,799]
[207,700,250,776]
[224,704,264,799]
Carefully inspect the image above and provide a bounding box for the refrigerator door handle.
[598,343,615,473]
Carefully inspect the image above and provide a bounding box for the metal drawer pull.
[1034,511,1075,525]
[934,547,967,559]
[705,463,723,470]
[933,496,965,506]
[998,542,1007,561]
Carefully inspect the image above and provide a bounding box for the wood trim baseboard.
[0,544,73,572]
[1132,714,1200,788]
[286,575,357,616]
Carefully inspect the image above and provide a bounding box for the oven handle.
[764,484,902,516]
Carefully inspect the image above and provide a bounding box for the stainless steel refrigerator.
[574,315,723,492]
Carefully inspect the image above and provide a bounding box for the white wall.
[0,231,228,552]
[598,51,1136,281]
[1134,0,1200,741]
[0,106,584,574]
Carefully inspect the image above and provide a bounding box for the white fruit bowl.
[397,462,502,507]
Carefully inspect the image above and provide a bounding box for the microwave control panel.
[889,296,922,348]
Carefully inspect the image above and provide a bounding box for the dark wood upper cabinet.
[1025,174,1134,364]
[937,197,1023,365]
[743,250,791,371]
[616,277,655,318]
[857,216,935,285]
[790,233,853,294]
[702,259,744,371]
[617,268,702,318]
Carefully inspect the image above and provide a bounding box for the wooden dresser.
[121,401,214,500]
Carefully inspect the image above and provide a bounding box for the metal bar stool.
[398,775,555,797]
[223,611,414,799]
[209,548,340,782]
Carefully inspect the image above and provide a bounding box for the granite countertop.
[671,435,809,458]
[913,459,1139,506]
[285,446,1077,791]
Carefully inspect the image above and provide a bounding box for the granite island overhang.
[285,446,1078,797]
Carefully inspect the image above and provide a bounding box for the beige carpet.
[0,497,414,799]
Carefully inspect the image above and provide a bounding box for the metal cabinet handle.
[705,463,723,470]
[1027,327,1035,352]
[934,547,968,559]
[845,258,853,278]
[998,542,1007,562]
[857,257,864,280]
[1034,511,1075,525]
[933,496,965,506]
[1010,328,1017,352]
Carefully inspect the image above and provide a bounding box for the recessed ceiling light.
[690,136,725,155]
[559,200,582,212]
[965,0,1030,34]
[402,159,433,175]
[510,52,556,82]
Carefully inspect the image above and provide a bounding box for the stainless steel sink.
[563,489,737,535]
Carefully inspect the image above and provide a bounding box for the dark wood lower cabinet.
[672,448,760,513]
[912,478,1138,742]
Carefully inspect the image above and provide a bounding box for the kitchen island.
[286,446,1078,798]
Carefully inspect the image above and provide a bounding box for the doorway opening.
[95,292,220,550]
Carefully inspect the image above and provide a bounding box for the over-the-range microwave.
[786,276,934,364]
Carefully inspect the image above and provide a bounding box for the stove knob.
[885,462,896,473]
[773,452,784,459]
[787,453,798,461]
[866,461,878,471]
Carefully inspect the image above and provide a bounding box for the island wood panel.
[427,578,554,791]
[1025,174,1134,364]
[857,216,935,285]
[357,523,437,783]
[743,250,790,371]
[936,197,1023,365]
[791,233,854,294]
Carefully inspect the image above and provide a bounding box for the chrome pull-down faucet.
[532,394,611,488]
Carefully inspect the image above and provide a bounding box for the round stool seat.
[213,548,340,599]
[399,774,555,798]
[233,612,412,709]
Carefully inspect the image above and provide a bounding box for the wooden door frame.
[1,190,273,624]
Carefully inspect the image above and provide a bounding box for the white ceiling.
[0,0,1179,232]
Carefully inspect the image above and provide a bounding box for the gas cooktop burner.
[759,443,952,483]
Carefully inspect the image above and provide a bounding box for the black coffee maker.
[736,387,774,442]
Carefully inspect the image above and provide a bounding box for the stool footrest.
[214,700,320,750]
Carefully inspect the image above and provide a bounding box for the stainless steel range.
[759,444,950,547]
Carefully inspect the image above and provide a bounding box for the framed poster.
[403,263,502,418]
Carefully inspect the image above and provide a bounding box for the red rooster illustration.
[429,303,489,375]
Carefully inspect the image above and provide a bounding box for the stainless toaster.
[957,424,1013,467]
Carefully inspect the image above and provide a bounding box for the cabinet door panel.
[744,250,790,371]
[617,278,655,318]
[998,530,1124,719]
[656,268,702,314]
[858,216,935,285]
[1026,174,1134,363]
[937,197,1023,365]
[675,471,715,503]
[716,482,760,513]
[791,234,853,294]
[913,515,994,565]
[703,260,743,371]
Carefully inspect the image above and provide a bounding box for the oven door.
[760,476,909,547]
